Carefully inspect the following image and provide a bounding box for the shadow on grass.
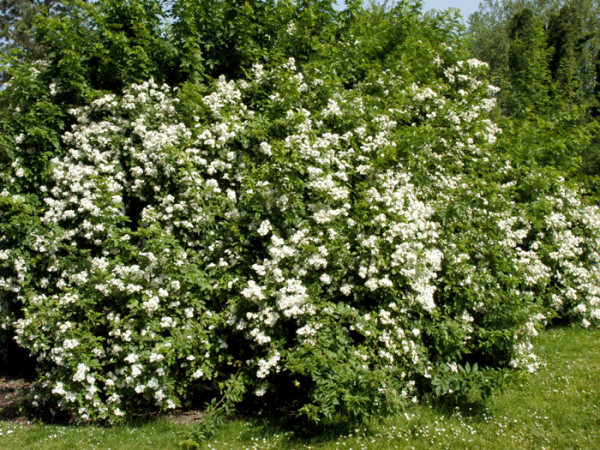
[228,414,368,449]
[198,396,491,448]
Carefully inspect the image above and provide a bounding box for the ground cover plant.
[1,0,599,441]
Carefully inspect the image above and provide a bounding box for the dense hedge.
[1,0,599,425]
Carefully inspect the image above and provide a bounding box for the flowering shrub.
[0,3,598,425]
[522,176,600,327]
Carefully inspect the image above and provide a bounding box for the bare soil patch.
[0,377,34,425]
[162,409,206,424]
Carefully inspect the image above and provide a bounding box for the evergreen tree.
[506,8,553,114]
[469,0,600,99]
[547,3,591,99]
[1,0,69,56]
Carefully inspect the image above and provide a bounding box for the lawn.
[1,326,598,449]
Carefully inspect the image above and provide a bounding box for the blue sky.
[335,1,482,21]
[422,0,481,19]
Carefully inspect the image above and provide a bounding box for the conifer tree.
[547,3,590,99]
[506,8,553,114]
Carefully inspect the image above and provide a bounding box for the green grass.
[1,326,599,449]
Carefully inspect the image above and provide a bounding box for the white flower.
[340,284,353,295]
[255,387,267,397]
[131,364,143,377]
[143,296,160,313]
[124,353,139,364]
[63,339,79,350]
[52,382,66,396]
[320,273,332,285]
[149,353,164,363]
[276,278,309,318]
[297,323,319,337]
[257,352,280,379]
[241,280,265,301]
[257,220,272,236]
[73,363,89,382]
[250,328,272,344]
[365,278,379,291]
[259,142,272,156]
[160,316,175,328]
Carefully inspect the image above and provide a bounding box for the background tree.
[468,0,564,72]
[505,7,553,114]
[469,0,600,99]
[547,3,596,101]
[469,0,600,191]
[1,0,70,55]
